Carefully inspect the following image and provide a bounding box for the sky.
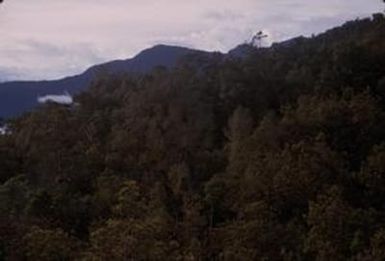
[0,0,383,81]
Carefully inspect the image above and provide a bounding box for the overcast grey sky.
[0,0,383,81]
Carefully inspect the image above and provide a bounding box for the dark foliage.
[1,14,385,260]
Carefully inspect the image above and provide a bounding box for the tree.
[0,175,29,216]
[305,186,364,260]
[250,31,268,47]
[113,180,147,219]
[23,227,80,261]
[225,106,254,177]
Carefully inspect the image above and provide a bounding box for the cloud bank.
[0,0,383,80]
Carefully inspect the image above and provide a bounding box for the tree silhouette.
[250,31,268,47]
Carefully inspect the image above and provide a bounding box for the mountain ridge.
[2,13,384,119]
[0,44,210,118]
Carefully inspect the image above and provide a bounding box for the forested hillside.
[1,14,385,260]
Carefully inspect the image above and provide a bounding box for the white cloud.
[37,93,73,105]
[0,125,10,135]
[0,0,383,80]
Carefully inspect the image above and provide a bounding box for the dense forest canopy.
[1,13,385,260]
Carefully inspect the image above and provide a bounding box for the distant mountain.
[0,45,207,118]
